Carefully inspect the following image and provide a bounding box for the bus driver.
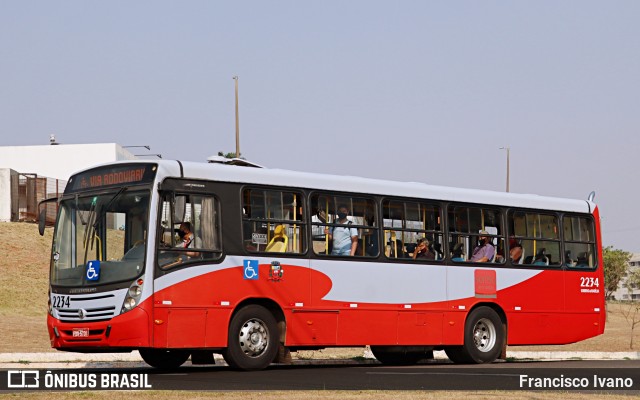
[324,205,358,256]
[177,222,201,258]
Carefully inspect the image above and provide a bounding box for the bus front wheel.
[445,306,504,364]
[223,305,279,370]
[139,348,190,369]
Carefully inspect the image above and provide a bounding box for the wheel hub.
[239,319,269,358]
[472,317,497,353]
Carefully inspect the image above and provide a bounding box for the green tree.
[217,151,238,159]
[625,268,640,294]
[603,246,631,300]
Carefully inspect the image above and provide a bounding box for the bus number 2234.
[52,295,70,308]
[580,277,599,288]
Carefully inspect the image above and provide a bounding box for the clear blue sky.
[1,1,639,251]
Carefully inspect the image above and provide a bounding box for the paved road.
[66,360,640,391]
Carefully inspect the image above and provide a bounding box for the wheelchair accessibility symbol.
[86,260,101,281]
[243,260,259,280]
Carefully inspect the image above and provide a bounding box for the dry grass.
[0,391,635,400]
[1,221,639,354]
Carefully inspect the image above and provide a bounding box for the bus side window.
[311,193,378,257]
[242,188,306,254]
[509,211,560,267]
[448,206,504,264]
[158,193,222,269]
[563,216,596,269]
[382,199,443,262]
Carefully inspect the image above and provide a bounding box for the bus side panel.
[285,311,338,346]
[152,260,311,349]
[441,310,466,345]
[336,310,398,345]
[397,311,444,345]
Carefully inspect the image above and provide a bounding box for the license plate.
[72,328,90,337]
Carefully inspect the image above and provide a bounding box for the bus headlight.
[121,279,144,314]
[128,286,142,297]
[123,298,136,311]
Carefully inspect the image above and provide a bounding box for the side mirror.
[38,198,58,236]
[38,207,46,236]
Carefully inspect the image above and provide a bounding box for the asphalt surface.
[151,361,640,391]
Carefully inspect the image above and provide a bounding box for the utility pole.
[233,76,240,158]
[499,146,510,192]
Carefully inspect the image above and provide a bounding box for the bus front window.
[51,190,150,287]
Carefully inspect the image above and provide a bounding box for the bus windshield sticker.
[86,260,101,281]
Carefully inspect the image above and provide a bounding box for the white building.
[612,253,640,301]
[0,142,137,181]
[0,142,137,222]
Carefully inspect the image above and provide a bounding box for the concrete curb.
[1,350,638,369]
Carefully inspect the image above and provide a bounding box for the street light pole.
[499,146,510,192]
[233,76,240,158]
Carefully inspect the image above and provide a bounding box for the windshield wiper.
[82,197,98,265]
[101,187,128,216]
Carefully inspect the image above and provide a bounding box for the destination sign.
[66,164,157,193]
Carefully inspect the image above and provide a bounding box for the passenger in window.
[412,237,435,260]
[451,243,465,261]
[324,205,358,256]
[576,252,590,268]
[362,211,378,256]
[532,249,549,266]
[177,222,202,257]
[565,250,576,267]
[470,231,494,262]
[509,237,523,263]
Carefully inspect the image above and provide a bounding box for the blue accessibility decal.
[86,260,101,281]
[243,260,259,280]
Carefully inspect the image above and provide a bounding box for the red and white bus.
[41,160,604,370]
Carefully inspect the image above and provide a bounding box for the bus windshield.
[51,189,150,287]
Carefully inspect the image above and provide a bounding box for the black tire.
[370,346,431,366]
[444,346,470,364]
[446,306,504,364]
[223,305,279,371]
[139,348,190,369]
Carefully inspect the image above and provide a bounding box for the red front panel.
[48,303,151,349]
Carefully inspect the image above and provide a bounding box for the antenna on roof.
[49,134,59,145]
[587,191,596,202]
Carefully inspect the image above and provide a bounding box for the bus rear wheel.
[223,305,279,371]
[139,348,190,369]
[445,306,504,364]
